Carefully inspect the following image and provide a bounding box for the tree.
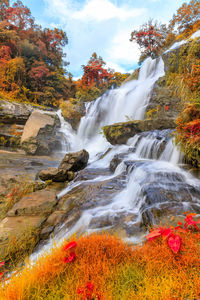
[170,0,200,34]
[81,52,113,87]
[130,19,168,60]
[0,0,70,106]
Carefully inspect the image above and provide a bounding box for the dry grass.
[1,216,199,300]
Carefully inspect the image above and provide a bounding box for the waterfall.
[31,56,200,260]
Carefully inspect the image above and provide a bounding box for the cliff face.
[0,99,61,154]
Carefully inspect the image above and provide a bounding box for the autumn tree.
[130,19,168,62]
[0,0,71,106]
[170,0,200,35]
[81,52,113,87]
[75,53,114,101]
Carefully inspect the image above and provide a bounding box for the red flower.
[62,252,77,263]
[167,234,182,253]
[63,241,77,251]
[165,105,169,111]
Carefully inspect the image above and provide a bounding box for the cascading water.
[32,56,200,258]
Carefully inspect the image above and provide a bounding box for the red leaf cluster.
[146,214,200,254]
[62,241,77,264]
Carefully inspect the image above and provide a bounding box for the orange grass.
[1,225,200,300]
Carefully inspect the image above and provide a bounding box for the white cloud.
[71,0,144,22]
[44,0,145,22]
[107,29,141,65]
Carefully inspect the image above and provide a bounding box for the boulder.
[103,119,176,145]
[38,167,74,182]
[21,111,61,155]
[59,149,89,172]
[7,190,57,217]
[38,149,89,182]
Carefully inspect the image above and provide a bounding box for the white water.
[31,56,200,261]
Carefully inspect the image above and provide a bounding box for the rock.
[38,167,74,182]
[0,99,33,125]
[60,100,85,130]
[40,226,54,240]
[59,149,89,172]
[45,211,67,226]
[146,76,182,120]
[38,150,89,182]
[21,111,61,155]
[0,216,45,241]
[103,119,176,145]
[7,190,57,217]
[110,155,123,172]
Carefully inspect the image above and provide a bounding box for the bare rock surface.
[7,190,57,217]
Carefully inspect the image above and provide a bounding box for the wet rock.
[110,155,123,172]
[45,211,67,226]
[140,181,200,227]
[59,149,89,172]
[103,119,176,145]
[7,190,57,217]
[21,111,61,155]
[38,149,89,182]
[38,167,74,182]
[75,167,111,181]
[58,174,127,213]
[40,226,54,240]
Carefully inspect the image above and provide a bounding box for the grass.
[0,226,40,274]
[0,215,199,299]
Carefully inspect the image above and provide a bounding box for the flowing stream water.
[33,57,200,258]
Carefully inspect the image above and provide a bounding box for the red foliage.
[167,235,182,253]
[29,64,50,80]
[130,19,168,59]
[63,241,77,251]
[81,52,113,88]
[146,214,200,254]
[62,252,77,263]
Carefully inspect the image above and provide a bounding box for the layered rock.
[103,119,175,145]
[38,149,89,182]
[21,111,61,155]
[0,99,57,151]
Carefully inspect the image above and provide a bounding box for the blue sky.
[13,0,190,78]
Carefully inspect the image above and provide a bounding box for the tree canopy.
[0,0,74,106]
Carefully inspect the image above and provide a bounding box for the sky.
[12,0,190,79]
